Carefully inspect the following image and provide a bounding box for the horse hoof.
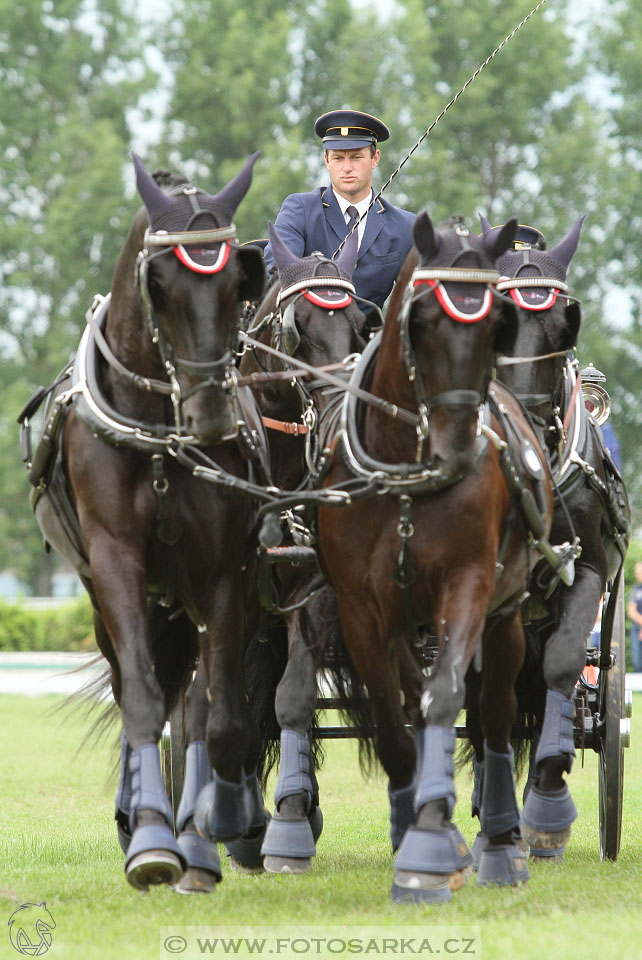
[391,870,454,904]
[224,814,270,872]
[521,823,571,859]
[521,784,576,860]
[126,850,184,891]
[174,867,220,894]
[263,855,311,875]
[476,840,529,887]
[228,858,266,875]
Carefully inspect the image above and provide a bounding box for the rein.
[240,332,421,428]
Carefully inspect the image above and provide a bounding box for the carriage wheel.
[597,574,629,861]
[160,699,186,831]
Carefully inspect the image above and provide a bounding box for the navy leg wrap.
[125,742,185,875]
[225,771,270,869]
[480,743,520,839]
[193,769,260,842]
[176,741,212,833]
[114,732,133,854]
[535,690,575,772]
[414,725,456,818]
[388,782,416,852]
[129,742,174,830]
[273,729,313,810]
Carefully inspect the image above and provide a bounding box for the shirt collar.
[332,188,373,219]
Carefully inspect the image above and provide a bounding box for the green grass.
[1,695,641,960]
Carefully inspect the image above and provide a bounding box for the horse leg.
[393,589,504,903]
[89,546,185,891]
[262,601,325,874]
[88,609,133,856]
[464,667,486,868]
[193,578,269,858]
[174,661,222,894]
[522,568,600,859]
[476,610,529,887]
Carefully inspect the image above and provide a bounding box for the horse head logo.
[8,903,56,956]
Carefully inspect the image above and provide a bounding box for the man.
[627,561,642,673]
[264,109,415,317]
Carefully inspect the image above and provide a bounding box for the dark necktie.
[342,204,360,269]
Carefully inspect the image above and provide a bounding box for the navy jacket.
[264,186,416,309]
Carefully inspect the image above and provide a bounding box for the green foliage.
[3,0,642,588]
[0,0,151,589]
[0,596,94,652]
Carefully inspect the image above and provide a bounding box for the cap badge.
[341,127,349,136]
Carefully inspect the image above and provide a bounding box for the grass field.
[1,693,641,960]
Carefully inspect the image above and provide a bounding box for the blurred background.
[1,0,641,609]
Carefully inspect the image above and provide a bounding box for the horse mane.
[151,169,191,190]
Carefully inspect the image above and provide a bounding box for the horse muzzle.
[182,389,239,445]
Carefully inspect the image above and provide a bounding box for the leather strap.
[261,415,309,436]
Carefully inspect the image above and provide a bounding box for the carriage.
[18,154,631,900]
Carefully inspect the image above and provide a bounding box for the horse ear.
[478,212,492,234]
[237,245,266,301]
[549,215,586,271]
[562,300,582,349]
[268,221,299,276]
[413,211,441,259]
[482,216,517,260]
[132,152,173,222]
[211,151,261,219]
[494,296,519,356]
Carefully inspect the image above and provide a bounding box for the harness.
[132,185,242,438]
[495,266,629,574]
[330,235,579,643]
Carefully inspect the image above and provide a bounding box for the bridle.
[398,227,501,447]
[132,185,242,435]
[494,265,581,423]
[245,254,365,467]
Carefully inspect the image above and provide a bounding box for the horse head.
[482,215,585,426]
[254,221,366,408]
[126,152,265,444]
[403,210,518,476]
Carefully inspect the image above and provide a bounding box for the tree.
[0,0,153,590]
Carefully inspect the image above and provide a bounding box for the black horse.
[24,153,269,891]
[472,215,631,859]
[317,213,560,902]
[237,222,372,873]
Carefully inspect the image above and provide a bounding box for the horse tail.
[245,616,289,789]
[147,603,200,717]
[460,625,544,782]
[512,621,546,778]
[66,601,199,764]
[312,590,377,775]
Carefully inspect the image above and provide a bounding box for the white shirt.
[332,189,372,249]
